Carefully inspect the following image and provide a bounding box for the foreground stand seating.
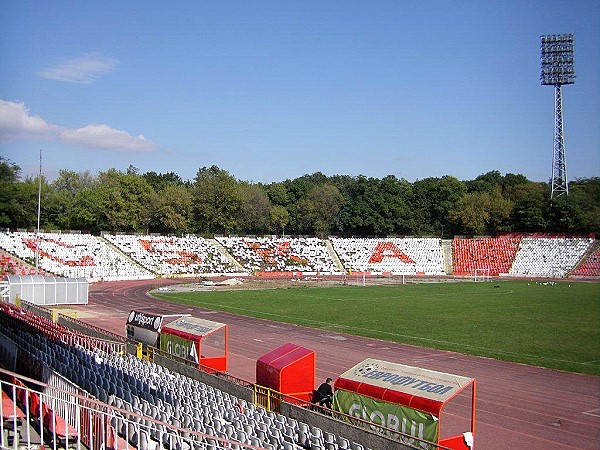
[1,303,374,450]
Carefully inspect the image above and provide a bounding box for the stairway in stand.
[441,239,453,274]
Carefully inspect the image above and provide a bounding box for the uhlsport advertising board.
[126,310,163,347]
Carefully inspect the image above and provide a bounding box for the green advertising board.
[160,332,199,363]
[333,389,439,449]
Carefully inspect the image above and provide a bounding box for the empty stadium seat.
[104,234,239,276]
[0,231,153,281]
[509,237,592,277]
[452,235,521,276]
[330,237,445,275]
[568,245,600,278]
[216,236,341,274]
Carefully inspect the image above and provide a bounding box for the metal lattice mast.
[552,85,568,197]
[540,34,575,199]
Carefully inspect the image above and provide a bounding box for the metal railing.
[253,385,283,414]
[1,368,268,450]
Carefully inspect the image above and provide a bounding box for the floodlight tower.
[540,34,575,199]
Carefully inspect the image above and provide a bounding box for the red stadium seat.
[452,235,521,276]
[42,401,78,441]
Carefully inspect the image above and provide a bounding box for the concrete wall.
[57,315,126,343]
[281,402,410,450]
[154,352,255,404]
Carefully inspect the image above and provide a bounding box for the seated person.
[313,377,334,408]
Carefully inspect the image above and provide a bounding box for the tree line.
[1,157,598,238]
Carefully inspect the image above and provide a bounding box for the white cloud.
[0,100,59,140]
[37,53,118,84]
[0,100,154,152]
[60,124,154,151]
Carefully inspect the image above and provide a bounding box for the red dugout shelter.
[160,316,228,372]
[256,343,316,402]
[334,358,476,450]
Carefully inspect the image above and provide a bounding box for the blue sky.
[1,1,598,184]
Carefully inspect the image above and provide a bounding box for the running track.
[70,279,600,450]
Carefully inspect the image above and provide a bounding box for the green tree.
[568,178,600,235]
[151,183,193,234]
[11,176,41,229]
[510,182,548,232]
[448,192,491,235]
[265,182,289,206]
[486,186,514,233]
[378,175,414,235]
[337,176,412,236]
[448,187,512,235]
[143,171,184,192]
[503,173,530,192]
[336,176,380,236]
[467,171,529,198]
[70,185,106,232]
[0,157,21,227]
[49,170,96,229]
[269,205,290,235]
[296,184,344,236]
[96,169,154,232]
[192,166,241,234]
[410,176,466,236]
[466,170,504,193]
[546,195,586,233]
[238,183,272,234]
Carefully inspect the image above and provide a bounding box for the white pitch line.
[582,408,600,418]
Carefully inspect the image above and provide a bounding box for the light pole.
[35,149,42,274]
[540,34,575,199]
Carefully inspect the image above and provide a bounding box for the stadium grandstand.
[0,231,598,279]
[103,234,242,276]
[330,237,445,275]
[508,236,593,278]
[569,244,600,277]
[214,236,341,275]
[0,249,38,277]
[451,235,522,277]
[0,231,153,281]
[1,231,598,449]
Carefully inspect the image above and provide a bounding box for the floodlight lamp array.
[540,34,575,85]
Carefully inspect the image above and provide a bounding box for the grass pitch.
[155,280,600,376]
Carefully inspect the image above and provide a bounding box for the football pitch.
[155,280,600,376]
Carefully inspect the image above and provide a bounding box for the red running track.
[70,279,600,450]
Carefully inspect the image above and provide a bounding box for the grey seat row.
[3,316,372,450]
